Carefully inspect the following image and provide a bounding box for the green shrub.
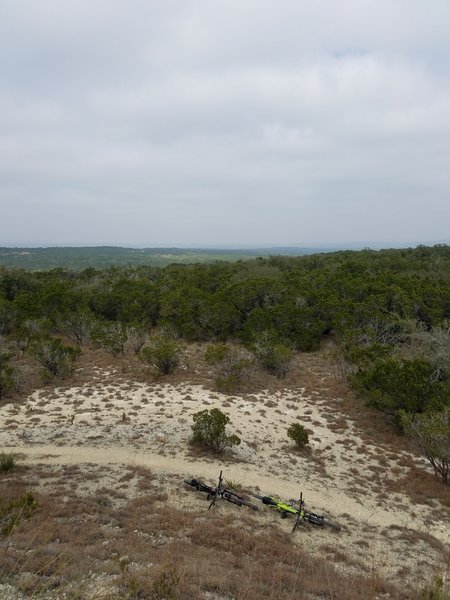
[351,357,448,418]
[419,576,450,600]
[91,321,130,357]
[287,423,309,448]
[191,408,241,453]
[0,452,17,473]
[32,337,81,380]
[205,343,252,392]
[0,491,36,535]
[252,330,294,378]
[140,335,185,375]
[0,351,21,399]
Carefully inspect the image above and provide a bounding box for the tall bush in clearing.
[252,330,294,378]
[287,422,309,448]
[204,343,252,392]
[191,408,241,453]
[0,350,21,399]
[140,334,185,375]
[32,337,81,381]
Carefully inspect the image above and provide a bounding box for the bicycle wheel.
[238,498,259,511]
[225,491,258,511]
[184,479,214,495]
[322,519,342,531]
[222,491,243,507]
[184,478,200,489]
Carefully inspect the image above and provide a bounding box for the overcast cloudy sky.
[1,1,449,247]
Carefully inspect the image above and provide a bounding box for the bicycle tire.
[224,497,242,507]
[225,492,258,511]
[237,498,259,511]
[184,479,215,495]
[304,511,341,531]
[322,519,342,531]
[260,496,279,507]
[305,512,324,526]
[252,494,265,501]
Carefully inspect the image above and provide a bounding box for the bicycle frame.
[184,476,259,511]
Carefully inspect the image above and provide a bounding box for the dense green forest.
[1,245,449,452]
[0,245,323,270]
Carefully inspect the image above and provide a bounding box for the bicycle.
[184,472,259,511]
[254,494,341,531]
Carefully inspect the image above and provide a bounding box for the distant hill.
[0,246,326,270]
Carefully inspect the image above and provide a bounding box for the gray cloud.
[1,0,449,246]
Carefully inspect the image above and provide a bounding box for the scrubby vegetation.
[0,452,17,473]
[287,422,310,448]
[191,408,241,453]
[1,245,449,409]
[204,342,253,391]
[401,410,450,484]
[0,245,449,597]
[140,334,186,375]
[0,245,449,451]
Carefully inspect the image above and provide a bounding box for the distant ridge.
[0,245,324,270]
[1,243,447,271]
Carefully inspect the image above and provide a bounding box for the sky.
[1,0,449,248]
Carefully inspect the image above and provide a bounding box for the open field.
[1,345,449,599]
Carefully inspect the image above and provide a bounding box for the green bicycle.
[254,493,342,531]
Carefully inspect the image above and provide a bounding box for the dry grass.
[3,464,442,599]
[0,496,403,599]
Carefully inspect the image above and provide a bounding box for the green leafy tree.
[252,330,294,378]
[204,343,253,392]
[140,335,185,375]
[400,410,450,484]
[287,422,309,448]
[191,408,241,453]
[32,338,81,380]
[89,278,160,325]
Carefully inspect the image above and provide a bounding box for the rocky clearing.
[0,349,449,598]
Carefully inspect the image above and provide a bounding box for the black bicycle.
[184,474,259,511]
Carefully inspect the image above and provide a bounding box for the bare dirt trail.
[5,443,448,544]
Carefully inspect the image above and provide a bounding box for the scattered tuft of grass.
[0,452,17,473]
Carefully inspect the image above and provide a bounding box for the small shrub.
[0,491,36,535]
[0,452,17,472]
[287,422,309,448]
[253,330,294,378]
[419,576,450,600]
[225,479,243,491]
[0,350,21,399]
[151,568,181,600]
[32,337,81,380]
[91,321,130,357]
[140,335,185,375]
[191,408,241,453]
[205,343,252,392]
